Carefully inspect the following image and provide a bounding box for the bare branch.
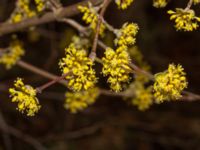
[89,0,112,61]
[0,111,46,150]
[0,0,103,36]
[36,73,68,93]
[185,0,193,10]
[17,60,68,86]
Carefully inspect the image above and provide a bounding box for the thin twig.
[182,91,200,101]
[89,0,112,61]
[48,0,62,9]
[185,0,193,10]
[17,60,68,86]
[95,57,103,64]
[129,63,155,80]
[60,18,88,35]
[102,18,118,34]
[100,88,130,97]
[60,18,108,50]
[36,73,68,93]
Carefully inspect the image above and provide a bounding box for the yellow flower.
[9,0,36,23]
[34,0,46,12]
[153,0,168,8]
[193,0,200,5]
[64,88,99,113]
[0,39,25,69]
[115,0,134,10]
[168,8,200,31]
[115,23,139,47]
[59,44,97,91]
[11,13,23,23]
[9,78,41,116]
[131,82,153,111]
[153,64,188,103]
[102,45,132,92]
[78,4,106,36]
[18,0,36,17]
[71,36,91,50]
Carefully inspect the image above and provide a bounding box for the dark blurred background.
[0,0,200,149]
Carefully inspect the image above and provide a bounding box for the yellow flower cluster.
[115,23,139,47]
[168,8,200,31]
[193,0,200,5]
[0,39,25,69]
[34,0,46,12]
[59,44,97,91]
[78,4,106,36]
[115,0,134,10]
[102,45,132,92]
[131,82,153,111]
[153,0,168,8]
[64,88,99,113]
[153,64,188,103]
[9,78,41,116]
[10,0,36,23]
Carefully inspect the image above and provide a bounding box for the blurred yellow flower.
[115,23,139,47]
[0,39,25,69]
[34,0,46,12]
[115,0,134,10]
[153,0,168,8]
[193,0,200,5]
[131,82,153,111]
[64,88,99,113]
